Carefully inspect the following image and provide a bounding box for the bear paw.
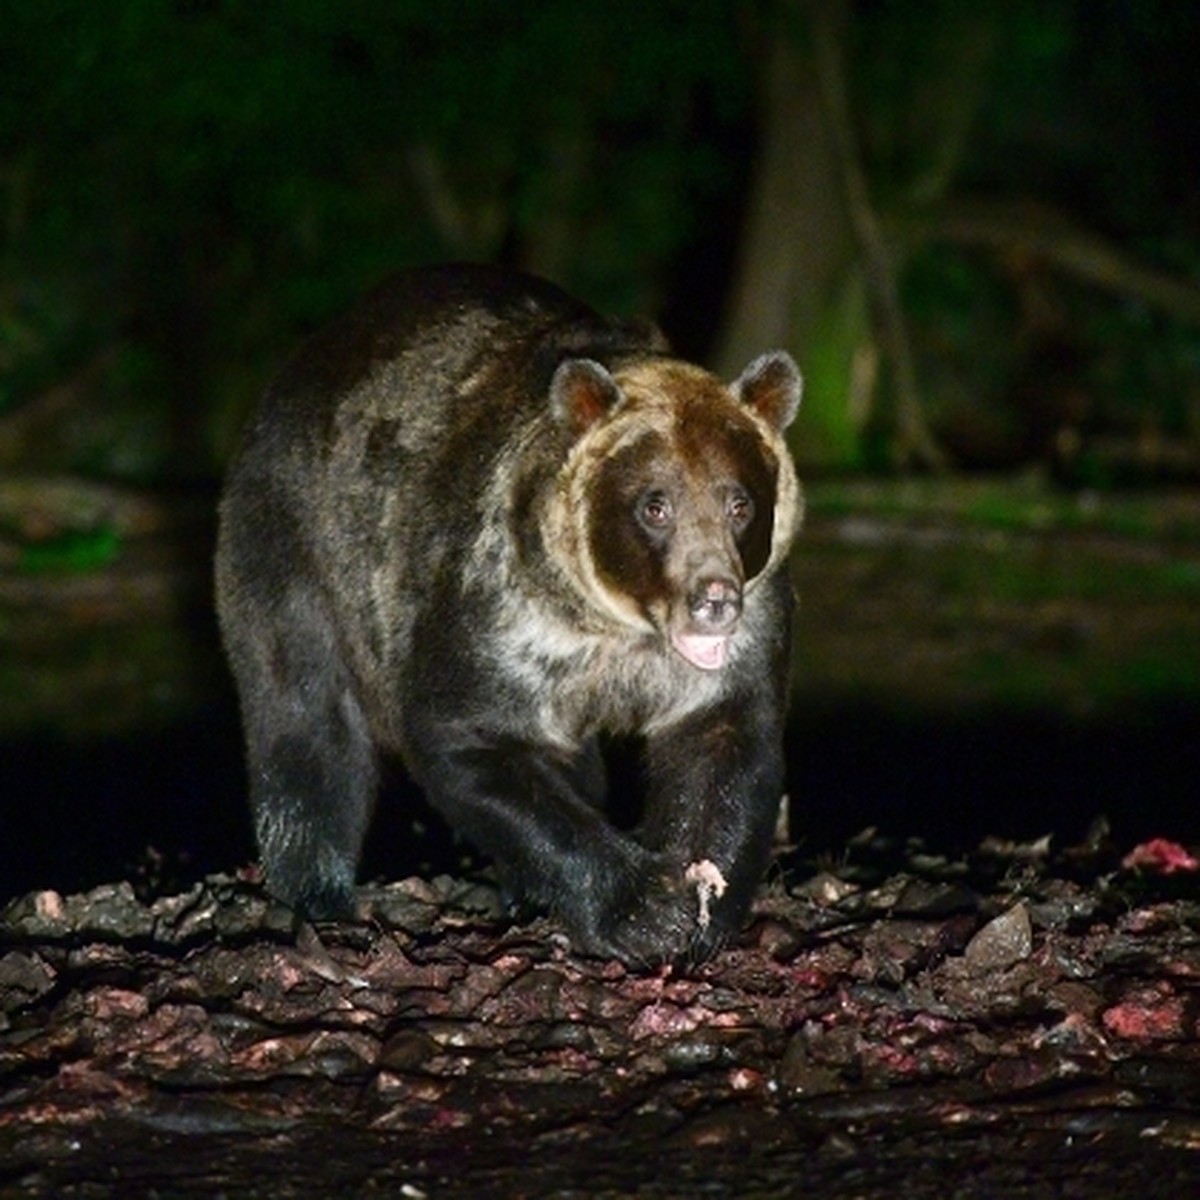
[579,860,730,968]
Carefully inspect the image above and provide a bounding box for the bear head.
[545,351,802,670]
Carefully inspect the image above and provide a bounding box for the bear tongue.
[670,632,730,671]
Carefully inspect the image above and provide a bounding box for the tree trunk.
[714,18,864,468]
[809,2,948,470]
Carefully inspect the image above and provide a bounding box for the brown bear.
[215,263,802,966]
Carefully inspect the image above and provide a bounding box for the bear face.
[544,355,801,672]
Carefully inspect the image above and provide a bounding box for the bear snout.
[670,578,741,669]
[687,576,743,632]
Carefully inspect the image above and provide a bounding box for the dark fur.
[216,263,802,966]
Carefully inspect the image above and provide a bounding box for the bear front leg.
[639,696,787,957]
[407,727,699,966]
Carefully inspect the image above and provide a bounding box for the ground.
[2,841,1200,1197]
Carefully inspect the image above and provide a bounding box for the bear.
[215,263,802,967]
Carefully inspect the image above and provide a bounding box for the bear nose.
[688,576,743,631]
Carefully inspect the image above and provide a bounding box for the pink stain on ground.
[1102,986,1190,1041]
[1121,838,1200,874]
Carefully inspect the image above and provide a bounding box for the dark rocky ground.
[2,475,1199,1196]
[3,840,1200,1198]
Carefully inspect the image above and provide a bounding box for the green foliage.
[2,1,1198,481]
[19,526,120,574]
[840,0,1200,471]
[1,0,748,480]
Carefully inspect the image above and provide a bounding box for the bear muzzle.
[670,575,743,671]
[689,575,743,631]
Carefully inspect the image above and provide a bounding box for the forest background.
[4,0,1199,483]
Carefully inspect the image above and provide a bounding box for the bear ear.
[550,358,623,435]
[732,351,802,431]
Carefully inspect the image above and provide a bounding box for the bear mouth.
[670,631,732,671]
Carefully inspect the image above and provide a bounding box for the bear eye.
[727,488,755,529]
[637,489,674,531]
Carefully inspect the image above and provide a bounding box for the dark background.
[2,0,1199,906]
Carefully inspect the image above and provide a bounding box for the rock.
[963,902,1033,970]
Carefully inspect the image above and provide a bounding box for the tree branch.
[919,199,1200,328]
